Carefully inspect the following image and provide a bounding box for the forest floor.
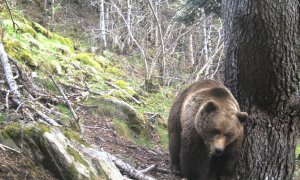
[81,107,176,180]
[0,107,178,180]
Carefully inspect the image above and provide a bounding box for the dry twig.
[0,143,21,154]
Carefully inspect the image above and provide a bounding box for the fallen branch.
[60,81,99,95]
[49,75,80,130]
[0,143,22,153]
[79,146,156,180]
[105,81,142,105]
[0,42,21,104]
[108,153,156,180]
[139,164,158,173]
[9,56,61,105]
[155,167,171,174]
[25,105,61,126]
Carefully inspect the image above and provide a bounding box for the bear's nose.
[214,148,223,156]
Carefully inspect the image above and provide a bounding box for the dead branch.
[0,143,21,153]
[8,56,61,105]
[0,42,21,104]
[49,75,80,128]
[105,81,142,105]
[25,105,61,126]
[155,167,171,174]
[139,164,158,173]
[59,81,108,96]
[108,153,156,180]
[4,0,18,30]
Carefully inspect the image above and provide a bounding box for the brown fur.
[168,79,248,180]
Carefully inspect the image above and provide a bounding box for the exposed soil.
[0,147,57,180]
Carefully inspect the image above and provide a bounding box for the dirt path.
[81,108,176,180]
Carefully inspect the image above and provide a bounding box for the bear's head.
[195,100,248,157]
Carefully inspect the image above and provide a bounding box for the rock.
[0,124,125,180]
[79,147,124,180]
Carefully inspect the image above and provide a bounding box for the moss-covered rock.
[18,22,37,37]
[112,80,137,96]
[4,40,25,59]
[32,22,53,38]
[53,34,74,47]
[20,50,39,67]
[72,53,103,71]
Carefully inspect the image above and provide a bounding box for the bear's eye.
[211,129,220,135]
[225,133,233,138]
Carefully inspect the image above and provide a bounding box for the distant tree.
[223,0,300,179]
[177,0,221,25]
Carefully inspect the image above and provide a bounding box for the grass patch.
[135,133,153,148]
[139,87,174,120]
[156,126,168,150]
[0,113,6,123]
[57,104,72,116]
[113,118,133,140]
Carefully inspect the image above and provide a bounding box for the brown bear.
[168,79,248,180]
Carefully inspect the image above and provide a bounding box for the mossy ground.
[1,8,173,157]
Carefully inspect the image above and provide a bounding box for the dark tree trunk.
[222,0,300,179]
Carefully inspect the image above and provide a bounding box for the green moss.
[2,19,36,37]
[57,104,72,116]
[139,88,174,120]
[113,80,128,89]
[53,34,73,47]
[105,66,124,76]
[32,22,53,38]
[40,60,63,74]
[96,55,110,66]
[0,113,6,123]
[2,123,21,140]
[18,23,37,37]
[63,128,89,146]
[68,163,79,179]
[156,126,168,150]
[20,50,38,67]
[67,147,89,167]
[23,124,50,141]
[4,40,25,59]
[113,118,133,140]
[72,53,103,71]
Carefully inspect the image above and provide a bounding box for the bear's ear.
[201,101,219,114]
[236,112,248,123]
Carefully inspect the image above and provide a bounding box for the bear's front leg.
[218,143,241,180]
[180,129,209,180]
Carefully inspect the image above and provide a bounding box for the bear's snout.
[214,148,223,156]
[210,136,225,156]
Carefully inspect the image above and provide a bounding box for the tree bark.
[223,0,300,179]
[99,0,107,48]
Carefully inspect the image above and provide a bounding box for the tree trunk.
[223,0,300,179]
[99,0,107,48]
[126,0,132,51]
